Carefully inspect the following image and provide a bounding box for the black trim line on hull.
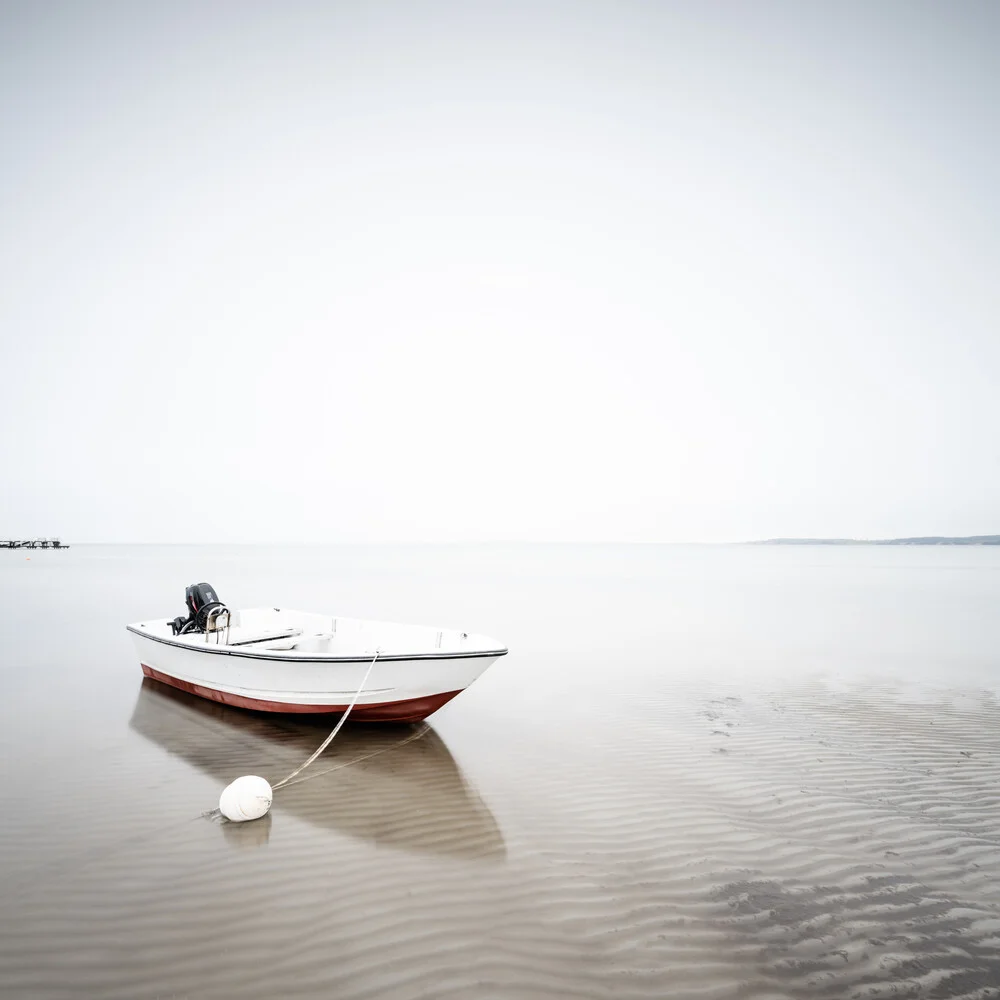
[126,626,508,664]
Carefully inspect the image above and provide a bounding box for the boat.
[126,582,508,722]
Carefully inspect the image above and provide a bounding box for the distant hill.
[754,536,1000,546]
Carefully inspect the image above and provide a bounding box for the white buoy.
[219,775,272,822]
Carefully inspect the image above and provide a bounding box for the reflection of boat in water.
[129,678,505,860]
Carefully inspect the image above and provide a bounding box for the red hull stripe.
[140,664,462,721]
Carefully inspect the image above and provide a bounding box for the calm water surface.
[2,544,998,999]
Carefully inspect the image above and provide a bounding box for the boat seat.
[227,628,303,647]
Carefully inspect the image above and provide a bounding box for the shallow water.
[2,544,999,998]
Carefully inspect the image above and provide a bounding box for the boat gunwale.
[126,624,508,664]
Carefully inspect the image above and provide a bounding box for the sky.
[1,0,998,543]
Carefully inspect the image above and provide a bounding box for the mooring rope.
[270,650,380,791]
[274,723,429,790]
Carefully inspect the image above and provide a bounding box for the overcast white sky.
[1,1,998,543]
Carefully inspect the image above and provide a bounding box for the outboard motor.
[171,582,227,635]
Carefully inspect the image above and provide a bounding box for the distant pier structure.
[1,538,70,549]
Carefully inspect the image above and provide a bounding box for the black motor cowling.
[170,582,227,635]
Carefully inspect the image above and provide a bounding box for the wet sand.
[2,544,999,998]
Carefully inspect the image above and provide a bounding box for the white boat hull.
[127,609,506,721]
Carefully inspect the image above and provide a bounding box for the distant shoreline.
[753,535,1000,546]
